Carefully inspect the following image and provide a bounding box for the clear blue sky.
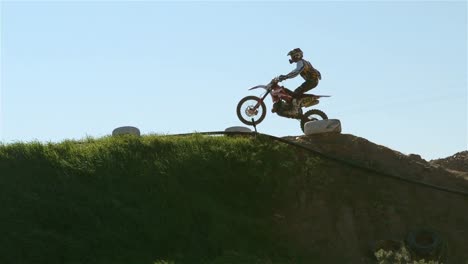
[1,1,467,160]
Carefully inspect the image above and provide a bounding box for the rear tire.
[300,109,328,132]
[236,96,267,126]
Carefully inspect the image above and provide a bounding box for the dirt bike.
[236,77,330,132]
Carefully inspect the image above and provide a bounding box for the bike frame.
[247,79,330,113]
[238,79,331,128]
[248,82,294,109]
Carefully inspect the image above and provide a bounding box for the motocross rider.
[273,48,322,113]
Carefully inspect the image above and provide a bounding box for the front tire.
[300,109,328,132]
[236,96,267,126]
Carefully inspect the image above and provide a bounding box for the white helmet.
[287,48,303,64]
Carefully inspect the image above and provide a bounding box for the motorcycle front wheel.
[300,109,328,132]
[236,96,267,126]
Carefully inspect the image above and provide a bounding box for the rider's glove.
[278,75,287,82]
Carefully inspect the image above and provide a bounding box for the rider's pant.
[293,79,318,97]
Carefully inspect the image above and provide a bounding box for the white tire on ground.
[224,126,252,133]
[304,119,341,135]
[112,126,141,136]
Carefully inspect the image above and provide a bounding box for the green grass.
[0,134,320,264]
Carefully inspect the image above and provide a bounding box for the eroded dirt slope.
[274,133,468,263]
[283,133,468,189]
[430,150,468,173]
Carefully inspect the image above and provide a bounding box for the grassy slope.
[0,134,323,264]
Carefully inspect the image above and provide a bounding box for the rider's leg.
[272,101,280,113]
[293,79,318,98]
[292,80,318,108]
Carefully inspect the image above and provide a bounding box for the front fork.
[246,91,270,117]
[258,90,270,106]
[252,90,270,110]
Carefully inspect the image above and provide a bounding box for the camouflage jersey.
[284,59,321,81]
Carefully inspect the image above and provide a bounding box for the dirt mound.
[430,151,468,172]
[277,133,468,263]
[283,133,468,189]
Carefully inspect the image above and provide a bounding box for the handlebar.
[248,77,281,91]
[271,77,281,84]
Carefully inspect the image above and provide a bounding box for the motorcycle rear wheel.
[236,96,267,126]
[300,109,328,132]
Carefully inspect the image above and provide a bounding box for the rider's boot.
[292,98,301,111]
[272,102,278,113]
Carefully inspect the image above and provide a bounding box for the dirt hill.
[284,133,468,188]
[430,150,468,173]
[1,132,467,263]
[280,133,468,263]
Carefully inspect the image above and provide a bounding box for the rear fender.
[301,94,331,99]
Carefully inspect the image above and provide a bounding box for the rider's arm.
[283,60,305,80]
